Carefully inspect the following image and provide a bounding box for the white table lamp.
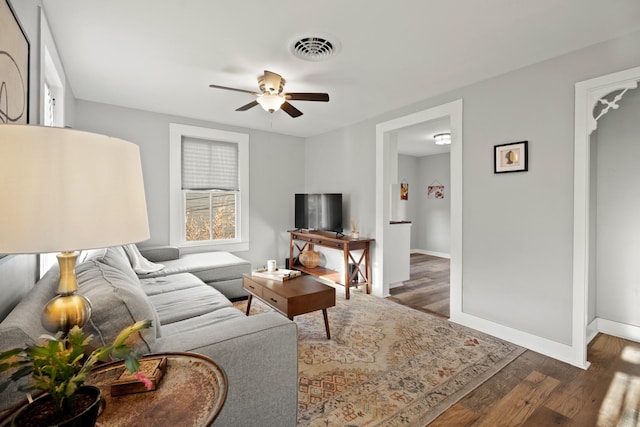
[0,124,150,333]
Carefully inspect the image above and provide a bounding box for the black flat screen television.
[295,193,343,233]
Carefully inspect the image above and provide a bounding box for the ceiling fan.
[209,70,329,118]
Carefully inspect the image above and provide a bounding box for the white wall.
[417,153,451,255]
[397,153,451,255]
[74,100,305,268]
[594,88,640,325]
[303,122,377,271]
[397,155,418,242]
[306,30,640,348]
[304,121,377,238]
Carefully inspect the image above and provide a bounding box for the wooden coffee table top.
[242,273,336,319]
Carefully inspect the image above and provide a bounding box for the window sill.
[178,240,249,254]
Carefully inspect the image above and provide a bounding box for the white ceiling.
[395,117,451,157]
[41,1,640,139]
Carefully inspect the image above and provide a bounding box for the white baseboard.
[590,317,640,343]
[586,318,599,344]
[450,311,589,369]
[411,249,451,259]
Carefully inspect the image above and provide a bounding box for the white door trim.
[573,65,640,369]
[374,99,463,317]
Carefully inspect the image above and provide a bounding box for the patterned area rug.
[234,287,523,426]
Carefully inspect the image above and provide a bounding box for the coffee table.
[243,273,336,339]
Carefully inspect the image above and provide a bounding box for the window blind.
[182,137,238,191]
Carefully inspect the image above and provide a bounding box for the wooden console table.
[289,230,374,299]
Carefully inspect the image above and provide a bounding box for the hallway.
[387,253,450,318]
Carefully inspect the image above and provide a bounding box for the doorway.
[374,99,463,320]
[573,65,640,369]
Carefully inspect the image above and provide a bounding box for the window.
[43,82,56,126]
[170,124,249,251]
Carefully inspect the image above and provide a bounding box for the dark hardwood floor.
[387,253,450,318]
[387,253,640,426]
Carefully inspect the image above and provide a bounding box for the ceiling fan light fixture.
[434,133,452,145]
[256,93,286,113]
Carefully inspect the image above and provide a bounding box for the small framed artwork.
[494,141,528,174]
[400,182,408,200]
[427,185,444,199]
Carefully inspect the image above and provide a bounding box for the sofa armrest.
[157,312,298,427]
[137,245,180,263]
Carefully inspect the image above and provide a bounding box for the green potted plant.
[0,320,151,427]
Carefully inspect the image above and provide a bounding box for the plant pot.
[12,385,101,427]
[299,250,321,268]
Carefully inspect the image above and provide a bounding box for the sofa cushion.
[83,246,140,284]
[160,306,245,337]
[139,273,205,296]
[76,259,160,352]
[139,251,250,283]
[149,285,233,325]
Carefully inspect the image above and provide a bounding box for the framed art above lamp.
[0,124,150,333]
[0,0,30,125]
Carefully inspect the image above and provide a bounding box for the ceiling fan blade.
[281,101,303,118]
[235,100,259,111]
[209,84,258,95]
[285,92,330,102]
[262,70,284,94]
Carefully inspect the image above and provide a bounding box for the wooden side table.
[86,352,227,426]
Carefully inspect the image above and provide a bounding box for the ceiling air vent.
[290,36,339,61]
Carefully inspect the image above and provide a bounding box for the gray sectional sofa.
[0,246,298,426]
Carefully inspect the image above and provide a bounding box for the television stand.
[288,230,374,299]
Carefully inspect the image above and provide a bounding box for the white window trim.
[169,123,249,252]
[39,8,65,127]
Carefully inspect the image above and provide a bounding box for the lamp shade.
[0,125,150,254]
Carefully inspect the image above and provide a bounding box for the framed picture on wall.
[427,185,444,199]
[400,182,408,200]
[494,141,528,173]
[1,0,30,124]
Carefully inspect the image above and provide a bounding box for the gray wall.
[306,30,640,346]
[74,100,305,269]
[417,153,451,255]
[397,155,418,244]
[0,255,38,321]
[594,88,640,325]
[305,121,377,239]
[397,153,452,255]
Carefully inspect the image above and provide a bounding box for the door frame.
[374,99,463,319]
[573,65,640,368]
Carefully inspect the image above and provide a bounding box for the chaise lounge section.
[136,246,250,300]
